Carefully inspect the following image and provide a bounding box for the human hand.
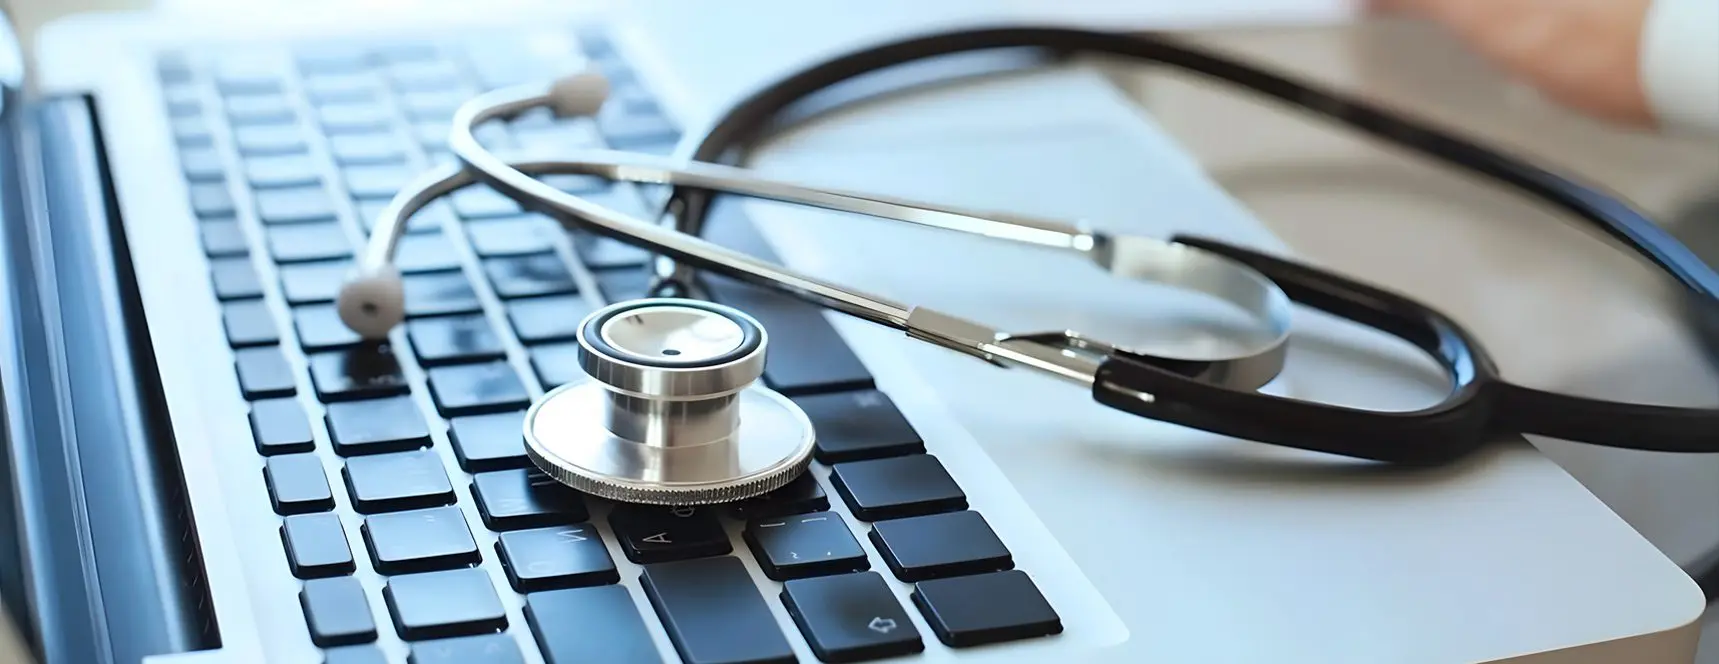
[1370,0,1656,126]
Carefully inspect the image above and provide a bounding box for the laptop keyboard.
[157,26,1062,663]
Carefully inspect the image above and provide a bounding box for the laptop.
[0,1,1707,663]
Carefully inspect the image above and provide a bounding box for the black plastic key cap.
[529,342,581,388]
[223,300,279,347]
[319,102,393,133]
[403,272,482,318]
[464,216,558,256]
[408,315,504,367]
[278,259,351,304]
[268,222,352,263]
[608,504,730,564]
[344,163,413,198]
[727,472,828,521]
[829,455,967,521]
[265,453,335,515]
[396,234,463,274]
[234,345,295,399]
[782,571,925,663]
[363,505,481,574]
[703,279,872,395]
[249,397,313,455]
[330,132,405,165]
[200,220,249,257]
[484,254,576,299]
[359,198,451,234]
[575,234,650,270]
[796,390,924,463]
[294,304,362,350]
[255,185,336,224]
[507,295,591,344]
[447,411,529,472]
[323,645,387,664]
[301,576,377,647]
[190,182,236,218]
[593,268,651,303]
[384,568,508,640]
[281,512,355,578]
[912,570,1062,647]
[471,469,587,530]
[179,146,225,181]
[497,524,618,592]
[245,153,321,188]
[409,634,525,664]
[326,395,430,455]
[225,93,295,124]
[869,510,1012,582]
[452,187,522,219]
[426,361,530,416]
[343,449,454,513]
[526,585,662,664]
[233,123,306,155]
[309,344,409,402]
[640,556,796,664]
[744,512,869,581]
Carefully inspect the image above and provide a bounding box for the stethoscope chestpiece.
[523,297,816,505]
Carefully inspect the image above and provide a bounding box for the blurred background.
[4,0,1718,661]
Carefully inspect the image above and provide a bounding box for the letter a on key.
[642,532,671,544]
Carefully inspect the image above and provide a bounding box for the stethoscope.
[332,27,1719,519]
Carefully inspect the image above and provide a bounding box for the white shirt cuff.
[1640,0,1719,136]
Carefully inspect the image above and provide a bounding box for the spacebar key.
[641,556,796,664]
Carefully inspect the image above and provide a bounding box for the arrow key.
[743,512,869,581]
[781,571,923,663]
[607,503,730,564]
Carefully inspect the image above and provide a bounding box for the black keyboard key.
[319,101,393,133]
[608,504,730,564]
[426,361,529,416]
[408,315,504,367]
[471,469,587,530]
[388,60,465,90]
[225,93,296,124]
[249,397,314,455]
[200,219,249,256]
[281,512,356,578]
[447,410,528,472]
[245,153,322,188]
[256,185,337,224]
[344,163,414,198]
[223,300,279,347]
[484,254,576,299]
[912,570,1062,648]
[265,453,335,515]
[233,123,306,155]
[409,634,525,664]
[414,121,452,151]
[304,72,377,103]
[593,267,651,303]
[309,344,409,402]
[268,222,352,263]
[384,568,507,640]
[782,571,925,663]
[300,576,377,647]
[497,524,618,592]
[363,506,480,574]
[829,455,966,521]
[190,182,236,218]
[744,512,868,581]
[325,395,430,455]
[396,234,463,274]
[597,104,680,148]
[173,116,213,146]
[464,215,558,256]
[294,304,362,350]
[324,645,387,664]
[398,88,471,120]
[179,145,225,181]
[705,280,872,396]
[727,472,828,520]
[234,345,295,399]
[209,257,263,300]
[506,295,591,343]
[330,132,406,165]
[279,259,351,304]
[452,187,523,219]
[403,271,482,318]
[640,556,795,664]
[869,510,1012,582]
[359,198,451,234]
[525,585,661,664]
[343,449,454,513]
[796,390,924,463]
[575,234,650,270]
[529,342,581,388]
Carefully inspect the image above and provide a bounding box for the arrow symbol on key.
[868,617,897,634]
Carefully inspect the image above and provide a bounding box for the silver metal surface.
[350,82,1294,406]
[523,298,812,504]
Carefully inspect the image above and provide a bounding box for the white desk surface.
[7,1,1719,662]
